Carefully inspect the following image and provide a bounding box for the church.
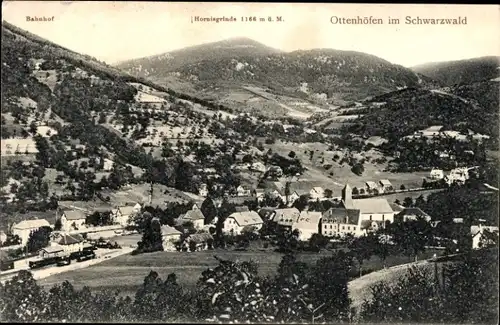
[341,184,395,226]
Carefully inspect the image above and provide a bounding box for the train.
[28,246,97,269]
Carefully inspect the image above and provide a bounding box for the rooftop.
[228,211,263,227]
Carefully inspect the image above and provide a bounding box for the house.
[321,208,363,237]
[49,232,85,254]
[12,219,51,245]
[177,209,205,230]
[199,183,208,197]
[272,208,301,229]
[379,180,393,193]
[111,206,138,226]
[103,158,115,172]
[285,191,300,206]
[395,207,432,223]
[59,210,87,232]
[365,181,379,193]
[360,220,387,233]
[236,185,250,197]
[309,187,325,200]
[445,167,469,185]
[471,225,499,249]
[223,211,263,235]
[161,225,182,251]
[341,184,394,224]
[430,168,444,180]
[0,138,39,156]
[253,189,266,202]
[249,162,266,173]
[0,231,8,243]
[291,211,322,241]
[182,233,213,251]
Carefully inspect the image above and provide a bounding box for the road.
[0,247,134,284]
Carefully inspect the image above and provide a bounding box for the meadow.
[38,246,442,297]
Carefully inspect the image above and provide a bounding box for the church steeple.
[342,184,353,209]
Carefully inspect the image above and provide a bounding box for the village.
[1,161,497,276]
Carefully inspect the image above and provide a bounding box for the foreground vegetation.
[1,248,497,323]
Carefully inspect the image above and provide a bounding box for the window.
[369,215,372,221]
[347,226,350,231]
[382,214,385,221]
[353,227,356,231]
[342,226,345,230]
[324,224,327,229]
[330,225,332,229]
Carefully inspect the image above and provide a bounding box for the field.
[265,140,431,196]
[37,246,442,297]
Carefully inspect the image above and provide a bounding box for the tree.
[288,151,296,158]
[361,249,498,323]
[26,226,52,253]
[324,189,333,198]
[201,198,217,225]
[292,195,309,212]
[0,270,47,322]
[349,234,376,277]
[308,233,329,252]
[400,184,406,190]
[135,214,163,253]
[386,218,433,262]
[403,197,414,207]
[351,163,364,176]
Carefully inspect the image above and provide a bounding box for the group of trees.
[2,248,496,323]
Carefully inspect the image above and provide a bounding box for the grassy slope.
[38,246,442,297]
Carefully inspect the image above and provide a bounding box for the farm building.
[12,219,51,245]
[378,179,394,193]
[430,169,444,180]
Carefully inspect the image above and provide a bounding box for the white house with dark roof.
[291,211,322,241]
[223,211,263,235]
[111,205,139,226]
[12,219,51,245]
[48,232,85,254]
[321,208,363,237]
[341,184,394,225]
[59,210,87,232]
[395,207,432,223]
[177,209,205,229]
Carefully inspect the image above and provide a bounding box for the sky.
[2,1,500,67]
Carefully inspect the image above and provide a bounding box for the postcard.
[1,1,499,324]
